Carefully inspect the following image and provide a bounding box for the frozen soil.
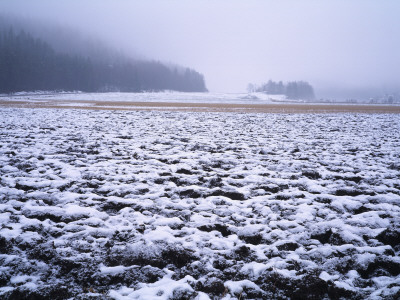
[0,108,399,299]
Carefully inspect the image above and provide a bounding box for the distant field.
[1,98,400,113]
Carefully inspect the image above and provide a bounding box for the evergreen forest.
[0,28,207,94]
[249,80,315,100]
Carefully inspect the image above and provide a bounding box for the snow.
[109,275,195,300]
[241,262,269,277]
[0,107,399,299]
[224,280,260,294]
[100,264,129,275]
[320,271,340,282]
[0,91,286,104]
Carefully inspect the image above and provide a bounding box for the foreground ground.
[0,107,399,299]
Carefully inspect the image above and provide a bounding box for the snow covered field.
[0,91,285,104]
[0,107,399,299]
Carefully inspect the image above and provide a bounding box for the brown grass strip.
[1,99,400,113]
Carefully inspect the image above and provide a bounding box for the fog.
[1,0,400,98]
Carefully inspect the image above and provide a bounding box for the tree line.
[0,28,207,94]
[248,80,315,100]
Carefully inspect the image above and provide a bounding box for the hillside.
[0,20,207,94]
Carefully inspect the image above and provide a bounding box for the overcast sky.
[1,0,400,97]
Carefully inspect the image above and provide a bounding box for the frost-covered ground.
[0,108,399,299]
[0,91,288,104]
[2,91,400,106]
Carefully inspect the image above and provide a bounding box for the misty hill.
[0,20,207,94]
[249,80,315,100]
[0,14,149,67]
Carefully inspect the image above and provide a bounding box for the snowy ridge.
[0,108,399,299]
